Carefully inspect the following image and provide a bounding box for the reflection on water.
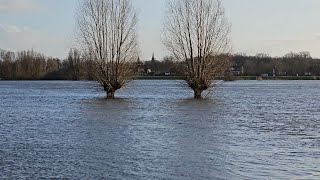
[0,80,319,179]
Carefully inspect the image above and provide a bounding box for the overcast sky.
[0,0,319,60]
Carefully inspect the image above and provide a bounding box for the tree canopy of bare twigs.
[163,0,231,98]
[76,0,139,98]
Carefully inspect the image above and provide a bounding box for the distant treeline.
[231,52,320,76]
[136,52,320,77]
[0,49,95,80]
[0,49,184,80]
[1,49,320,80]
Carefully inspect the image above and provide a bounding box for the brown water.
[0,80,319,179]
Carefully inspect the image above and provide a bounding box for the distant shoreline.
[136,76,320,81]
[1,76,320,81]
[233,76,320,80]
[134,76,185,80]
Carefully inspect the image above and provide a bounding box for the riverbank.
[234,76,320,80]
[2,76,320,81]
[135,76,185,80]
[135,76,320,80]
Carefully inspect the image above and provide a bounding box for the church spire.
[151,52,155,61]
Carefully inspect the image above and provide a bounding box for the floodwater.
[0,80,319,179]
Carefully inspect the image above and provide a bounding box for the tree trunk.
[194,89,203,99]
[106,90,115,98]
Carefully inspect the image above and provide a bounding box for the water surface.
[0,80,319,179]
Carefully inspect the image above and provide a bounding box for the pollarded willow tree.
[163,0,231,98]
[76,0,139,98]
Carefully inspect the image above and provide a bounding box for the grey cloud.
[0,0,38,12]
[314,33,320,39]
[0,23,68,58]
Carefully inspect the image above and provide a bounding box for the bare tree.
[67,49,83,80]
[163,0,231,98]
[76,0,139,98]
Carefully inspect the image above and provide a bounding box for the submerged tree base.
[103,82,121,99]
[106,91,115,99]
[194,90,203,99]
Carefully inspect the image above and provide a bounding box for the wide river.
[0,80,319,179]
